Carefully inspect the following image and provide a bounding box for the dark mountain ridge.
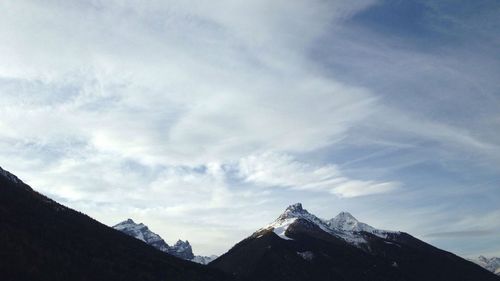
[1,166,498,281]
[210,203,500,281]
[0,166,229,281]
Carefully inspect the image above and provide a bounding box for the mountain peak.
[286,203,304,212]
[327,211,375,233]
[278,203,309,220]
[261,203,396,245]
[171,239,194,260]
[112,220,212,263]
[335,211,357,221]
[471,256,500,274]
[175,239,190,246]
[112,219,168,253]
[114,218,138,227]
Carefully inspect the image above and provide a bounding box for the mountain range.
[113,219,217,264]
[0,166,228,281]
[1,166,499,281]
[210,203,500,281]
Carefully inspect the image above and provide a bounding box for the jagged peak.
[262,203,396,245]
[264,203,333,241]
[112,219,150,233]
[174,239,190,246]
[286,203,304,212]
[114,218,139,227]
[277,203,310,220]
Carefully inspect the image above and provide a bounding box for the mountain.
[471,256,500,276]
[0,166,230,281]
[113,219,217,264]
[170,239,195,260]
[113,219,170,252]
[192,255,219,265]
[2,164,497,281]
[210,203,500,281]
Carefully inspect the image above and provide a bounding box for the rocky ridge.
[113,219,216,264]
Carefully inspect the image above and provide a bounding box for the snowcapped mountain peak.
[479,255,488,262]
[277,203,310,220]
[327,211,376,233]
[261,203,322,240]
[112,219,215,264]
[114,218,139,227]
[175,239,190,245]
[259,203,397,248]
[113,219,169,252]
[335,211,357,221]
[471,256,500,275]
[286,203,304,212]
[171,239,194,260]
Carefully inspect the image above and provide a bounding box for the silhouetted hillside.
[0,167,230,281]
[210,204,500,281]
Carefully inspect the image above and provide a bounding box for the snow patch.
[113,219,194,259]
[297,251,314,261]
[257,203,400,249]
[470,256,500,274]
[191,255,218,264]
[266,217,297,240]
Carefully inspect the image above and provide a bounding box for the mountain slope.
[113,219,217,264]
[210,203,499,281]
[113,219,171,252]
[0,166,230,281]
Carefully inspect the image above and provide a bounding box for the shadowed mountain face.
[1,166,498,281]
[210,203,500,281]
[0,167,230,281]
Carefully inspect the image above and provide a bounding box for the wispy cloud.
[425,230,495,238]
[238,152,399,197]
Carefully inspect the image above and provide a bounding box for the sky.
[0,0,499,258]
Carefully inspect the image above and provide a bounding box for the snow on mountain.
[113,219,170,252]
[192,255,218,264]
[263,203,335,239]
[214,203,500,281]
[327,211,375,232]
[113,219,216,264]
[259,203,398,248]
[471,256,500,276]
[170,239,194,260]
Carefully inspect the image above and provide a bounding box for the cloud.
[0,0,381,166]
[237,152,399,197]
[1,0,499,257]
[425,230,495,238]
[331,181,399,198]
[0,0,389,255]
